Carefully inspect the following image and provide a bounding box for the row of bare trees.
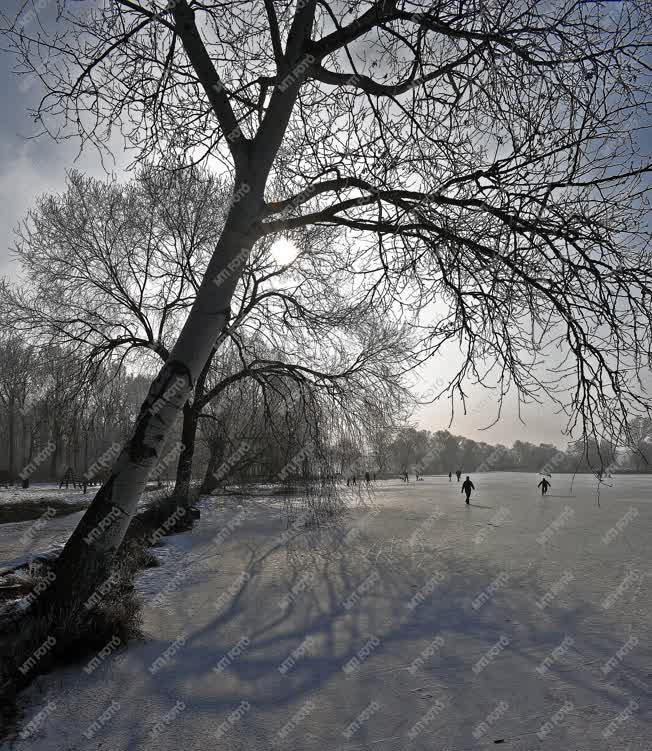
[368,426,652,476]
[5,335,648,486]
[0,336,407,488]
[1,167,416,490]
[0,343,155,484]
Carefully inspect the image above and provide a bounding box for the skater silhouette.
[456,469,462,482]
[448,471,452,482]
[461,476,474,504]
[537,477,551,496]
[365,471,371,485]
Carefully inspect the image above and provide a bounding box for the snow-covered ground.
[0,483,88,511]
[2,473,651,750]
[0,483,172,571]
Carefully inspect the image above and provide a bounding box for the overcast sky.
[0,29,595,451]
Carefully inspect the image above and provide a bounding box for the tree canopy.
[3,0,651,444]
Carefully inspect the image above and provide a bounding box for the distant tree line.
[2,332,651,486]
[2,333,651,485]
[364,425,652,477]
[0,335,409,488]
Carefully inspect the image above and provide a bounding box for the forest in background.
[2,336,651,487]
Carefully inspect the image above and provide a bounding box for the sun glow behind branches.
[270,237,299,266]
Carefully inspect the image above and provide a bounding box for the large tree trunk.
[33,0,311,632]
[171,349,215,502]
[199,439,226,495]
[8,397,15,481]
[172,403,200,502]
[49,421,60,480]
[41,194,263,620]
[23,415,33,466]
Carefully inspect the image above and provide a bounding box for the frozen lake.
[2,473,651,749]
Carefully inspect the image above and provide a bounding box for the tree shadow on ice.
[9,501,651,750]
[116,506,652,749]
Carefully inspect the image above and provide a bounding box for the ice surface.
[2,473,651,750]
[0,483,170,571]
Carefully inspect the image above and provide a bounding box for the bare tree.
[0,337,40,481]
[0,336,153,484]
[2,0,651,623]
[8,168,222,371]
[7,167,416,500]
[183,321,414,494]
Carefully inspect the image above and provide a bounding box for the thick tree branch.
[309,0,399,59]
[253,0,318,175]
[171,0,249,171]
[308,44,485,96]
[263,0,285,71]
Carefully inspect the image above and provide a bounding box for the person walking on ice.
[461,476,475,504]
[537,477,551,496]
[448,471,452,482]
[456,469,462,482]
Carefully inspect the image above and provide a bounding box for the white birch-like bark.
[47,195,263,610]
[40,0,317,618]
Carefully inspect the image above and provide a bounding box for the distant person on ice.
[448,471,452,482]
[537,477,551,496]
[461,476,475,504]
[456,469,462,482]
[365,471,370,485]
